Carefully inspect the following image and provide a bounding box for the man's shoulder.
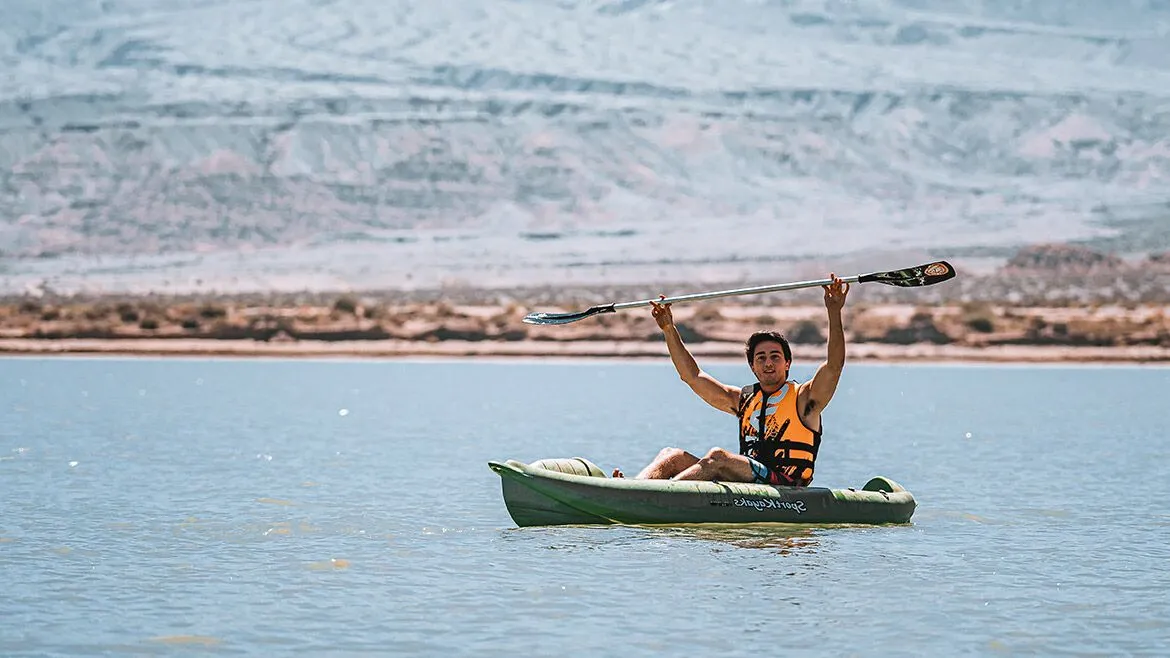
[735,383,757,408]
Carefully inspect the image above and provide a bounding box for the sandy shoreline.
[3,292,1168,364]
[3,337,1169,364]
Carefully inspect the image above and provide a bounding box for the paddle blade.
[522,304,616,325]
[858,261,956,288]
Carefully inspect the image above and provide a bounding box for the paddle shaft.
[522,261,954,325]
[610,274,859,311]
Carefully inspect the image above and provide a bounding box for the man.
[614,274,850,486]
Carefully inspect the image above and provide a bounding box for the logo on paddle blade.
[924,263,950,277]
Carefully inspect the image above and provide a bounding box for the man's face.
[751,341,790,387]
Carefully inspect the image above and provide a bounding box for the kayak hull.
[488,458,916,528]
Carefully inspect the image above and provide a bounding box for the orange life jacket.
[737,381,821,486]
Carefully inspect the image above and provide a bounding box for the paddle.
[522,260,956,325]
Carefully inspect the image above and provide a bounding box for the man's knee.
[702,447,733,463]
[696,448,739,478]
[657,447,691,462]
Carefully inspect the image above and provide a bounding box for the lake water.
[2,356,1168,656]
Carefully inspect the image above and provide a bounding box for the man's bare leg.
[612,447,698,479]
[672,448,756,482]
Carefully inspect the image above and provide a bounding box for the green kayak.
[488,458,916,527]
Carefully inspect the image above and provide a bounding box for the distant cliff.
[3,0,1170,293]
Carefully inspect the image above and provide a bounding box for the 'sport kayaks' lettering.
[733,497,806,514]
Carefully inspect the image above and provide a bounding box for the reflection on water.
[649,524,823,554]
[497,523,823,555]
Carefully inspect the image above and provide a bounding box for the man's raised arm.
[652,300,740,415]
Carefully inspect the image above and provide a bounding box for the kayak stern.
[489,460,615,527]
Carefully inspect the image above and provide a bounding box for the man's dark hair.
[744,330,791,364]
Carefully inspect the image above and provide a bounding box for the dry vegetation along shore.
[2,245,1169,363]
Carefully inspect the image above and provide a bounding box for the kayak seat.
[528,457,606,478]
[862,476,905,493]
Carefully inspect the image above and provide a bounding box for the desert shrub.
[138,301,165,317]
[84,304,112,320]
[881,312,952,345]
[964,316,994,333]
[786,319,825,343]
[40,308,61,321]
[199,303,227,319]
[432,302,457,319]
[180,318,200,331]
[18,300,42,315]
[673,323,708,343]
[691,306,723,323]
[139,318,160,330]
[333,296,359,315]
[116,303,140,323]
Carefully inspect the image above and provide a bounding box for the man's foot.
[611,468,625,478]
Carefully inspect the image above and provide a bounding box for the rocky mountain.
[2,0,1170,294]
